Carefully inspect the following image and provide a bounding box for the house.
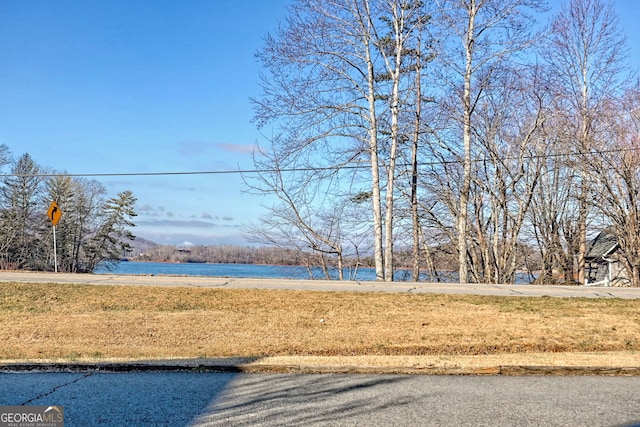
[584,229,627,287]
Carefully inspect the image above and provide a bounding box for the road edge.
[2,361,640,376]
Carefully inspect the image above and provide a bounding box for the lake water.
[93,261,464,281]
[95,261,381,281]
[95,261,532,283]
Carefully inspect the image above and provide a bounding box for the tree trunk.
[411,27,423,282]
[458,0,476,284]
[384,40,403,282]
[364,11,385,281]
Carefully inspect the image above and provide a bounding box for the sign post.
[47,201,62,273]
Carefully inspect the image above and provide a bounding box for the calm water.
[95,261,532,282]
[95,261,380,281]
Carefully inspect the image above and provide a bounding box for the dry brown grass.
[1,282,639,363]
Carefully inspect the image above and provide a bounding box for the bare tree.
[373,1,433,281]
[244,142,356,280]
[0,144,10,168]
[586,88,640,286]
[252,0,385,278]
[528,127,579,284]
[434,0,547,283]
[252,0,432,281]
[543,0,629,284]
[466,67,547,283]
[45,175,107,272]
[248,0,635,285]
[0,144,13,268]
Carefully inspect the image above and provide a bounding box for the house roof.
[585,230,619,260]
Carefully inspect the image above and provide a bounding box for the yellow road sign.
[47,201,62,226]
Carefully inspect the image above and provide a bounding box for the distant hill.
[127,237,161,257]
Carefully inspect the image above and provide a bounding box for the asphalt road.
[2,270,640,299]
[1,371,640,426]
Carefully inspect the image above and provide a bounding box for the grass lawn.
[1,282,639,368]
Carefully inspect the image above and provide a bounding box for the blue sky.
[0,0,639,247]
[0,0,291,246]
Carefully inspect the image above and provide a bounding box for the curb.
[2,362,640,376]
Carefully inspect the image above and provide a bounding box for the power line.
[1,145,638,178]
[1,169,259,178]
[0,166,366,178]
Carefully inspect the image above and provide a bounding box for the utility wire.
[1,145,638,178]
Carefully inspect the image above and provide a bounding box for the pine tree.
[85,190,137,271]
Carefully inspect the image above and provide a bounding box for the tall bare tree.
[252,0,432,281]
[467,67,547,283]
[543,0,629,284]
[252,0,383,278]
[408,10,432,281]
[528,124,579,284]
[586,88,640,286]
[434,0,546,283]
[374,1,433,281]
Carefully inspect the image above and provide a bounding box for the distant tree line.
[248,0,640,285]
[0,146,137,272]
[135,243,353,268]
[134,242,470,280]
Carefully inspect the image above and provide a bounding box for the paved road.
[2,270,640,299]
[1,371,640,426]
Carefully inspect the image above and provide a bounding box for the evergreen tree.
[0,150,137,272]
[0,153,46,269]
[85,190,137,271]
